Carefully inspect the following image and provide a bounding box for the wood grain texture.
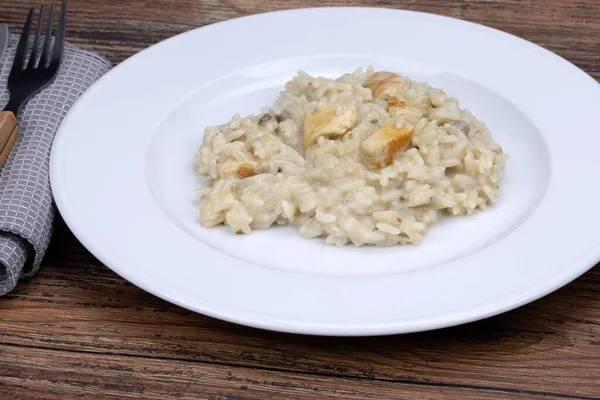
[0,111,19,168]
[1,0,600,399]
[0,344,576,400]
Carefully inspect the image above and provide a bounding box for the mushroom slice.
[303,103,357,149]
[365,71,404,99]
[361,122,415,169]
[258,113,274,125]
[449,119,471,135]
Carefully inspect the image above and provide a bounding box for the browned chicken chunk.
[365,71,404,99]
[361,122,415,169]
[219,158,260,179]
[303,103,358,148]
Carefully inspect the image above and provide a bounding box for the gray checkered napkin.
[0,36,111,295]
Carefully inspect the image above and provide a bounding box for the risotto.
[194,68,507,246]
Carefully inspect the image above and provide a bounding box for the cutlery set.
[0,1,65,167]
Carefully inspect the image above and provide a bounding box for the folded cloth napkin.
[0,36,111,295]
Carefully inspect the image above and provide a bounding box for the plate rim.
[50,6,600,336]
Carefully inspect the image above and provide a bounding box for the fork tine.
[13,8,34,70]
[50,0,66,68]
[40,2,55,68]
[27,5,45,69]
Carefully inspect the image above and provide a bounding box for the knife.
[0,24,7,64]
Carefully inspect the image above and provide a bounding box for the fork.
[0,1,66,167]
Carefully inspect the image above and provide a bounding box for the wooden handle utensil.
[0,111,19,168]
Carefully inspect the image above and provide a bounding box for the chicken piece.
[365,71,404,99]
[391,105,425,119]
[303,103,358,149]
[237,163,256,178]
[388,95,405,108]
[219,158,260,179]
[361,122,415,169]
[387,95,425,119]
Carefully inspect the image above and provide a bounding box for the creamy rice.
[194,67,507,246]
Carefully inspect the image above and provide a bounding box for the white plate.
[50,7,600,336]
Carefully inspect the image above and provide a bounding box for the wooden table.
[2,1,599,398]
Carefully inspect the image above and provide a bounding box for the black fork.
[0,1,66,167]
[5,1,66,114]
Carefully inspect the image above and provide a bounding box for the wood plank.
[0,344,575,400]
[2,1,599,79]
[0,221,598,398]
